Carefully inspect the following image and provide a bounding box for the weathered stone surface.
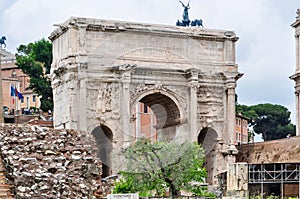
[49,17,242,185]
[0,124,109,198]
[237,136,300,164]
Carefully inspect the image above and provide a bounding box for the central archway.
[133,92,181,141]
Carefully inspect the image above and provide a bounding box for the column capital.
[226,82,236,90]
[185,68,200,80]
[188,81,199,92]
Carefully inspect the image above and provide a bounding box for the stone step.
[0,159,13,198]
[0,176,9,184]
[0,192,13,197]
[0,180,13,198]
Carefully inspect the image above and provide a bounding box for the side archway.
[91,125,113,177]
[198,127,218,155]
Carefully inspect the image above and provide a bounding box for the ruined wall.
[237,136,300,163]
[0,124,109,199]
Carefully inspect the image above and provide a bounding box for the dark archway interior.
[140,93,180,129]
[198,127,218,155]
[91,125,113,178]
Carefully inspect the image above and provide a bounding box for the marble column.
[78,78,87,132]
[187,69,199,141]
[121,71,131,147]
[226,83,236,148]
[296,91,300,136]
[296,35,299,72]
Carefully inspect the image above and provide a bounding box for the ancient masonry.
[49,17,242,185]
[291,9,300,136]
[0,124,109,199]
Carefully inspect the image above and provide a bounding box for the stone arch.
[91,125,113,177]
[132,89,183,119]
[198,127,218,155]
[132,90,182,141]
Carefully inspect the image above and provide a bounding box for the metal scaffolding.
[248,163,300,198]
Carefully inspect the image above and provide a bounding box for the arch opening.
[91,125,113,178]
[198,127,218,155]
[133,93,181,141]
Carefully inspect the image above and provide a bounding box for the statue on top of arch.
[176,0,203,28]
[0,36,6,48]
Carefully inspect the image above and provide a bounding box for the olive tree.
[113,139,208,196]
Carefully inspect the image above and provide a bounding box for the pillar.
[78,78,87,131]
[187,69,199,141]
[227,84,236,146]
[121,70,132,147]
[291,9,300,136]
[226,81,238,158]
[296,92,300,136]
[296,35,300,72]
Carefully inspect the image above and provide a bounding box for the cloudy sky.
[1,0,300,122]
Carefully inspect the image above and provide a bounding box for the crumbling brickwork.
[237,136,300,163]
[0,124,107,199]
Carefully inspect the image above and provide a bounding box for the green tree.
[236,103,295,141]
[113,139,208,196]
[15,39,53,112]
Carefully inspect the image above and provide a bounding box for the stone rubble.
[0,124,106,199]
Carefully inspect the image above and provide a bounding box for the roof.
[236,113,250,121]
[0,49,15,63]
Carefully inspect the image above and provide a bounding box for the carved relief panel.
[86,82,121,121]
[197,84,225,127]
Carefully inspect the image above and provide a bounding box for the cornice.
[49,17,238,42]
[290,72,300,80]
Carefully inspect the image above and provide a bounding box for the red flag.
[14,88,24,100]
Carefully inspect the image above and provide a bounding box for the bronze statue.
[191,19,203,27]
[0,36,6,48]
[179,0,190,22]
[176,1,203,28]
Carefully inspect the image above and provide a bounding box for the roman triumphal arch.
[49,17,242,185]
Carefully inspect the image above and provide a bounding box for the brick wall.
[237,136,300,163]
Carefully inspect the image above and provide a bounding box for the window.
[143,103,148,113]
[21,97,24,103]
[11,70,17,77]
[33,95,36,102]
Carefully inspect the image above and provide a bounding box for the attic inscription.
[198,41,223,61]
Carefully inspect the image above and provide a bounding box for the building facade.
[49,17,242,184]
[133,102,157,142]
[235,114,249,145]
[291,9,300,136]
[0,49,40,114]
